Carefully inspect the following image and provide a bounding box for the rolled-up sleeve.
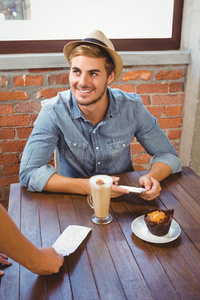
[150,153,182,174]
[28,165,57,192]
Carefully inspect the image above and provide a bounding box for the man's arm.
[0,205,64,276]
[43,173,90,194]
[132,102,181,200]
[43,173,127,199]
[147,161,172,181]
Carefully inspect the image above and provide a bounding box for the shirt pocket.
[63,140,88,167]
[107,134,133,162]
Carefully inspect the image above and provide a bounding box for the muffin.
[144,209,174,236]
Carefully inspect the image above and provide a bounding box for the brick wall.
[0,64,186,203]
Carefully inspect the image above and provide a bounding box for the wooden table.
[1,166,200,300]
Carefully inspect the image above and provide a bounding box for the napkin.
[52,225,92,256]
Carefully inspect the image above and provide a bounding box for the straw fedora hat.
[63,30,123,82]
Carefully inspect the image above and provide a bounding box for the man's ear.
[107,71,115,85]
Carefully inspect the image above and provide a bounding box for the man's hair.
[68,43,115,77]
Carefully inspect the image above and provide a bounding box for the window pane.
[1,0,173,40]
[0,0,31,20]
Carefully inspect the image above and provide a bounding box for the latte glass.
[87,175,113,225]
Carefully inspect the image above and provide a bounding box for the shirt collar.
[70,91,84,119]
[107,86,119,118]
[70,87,119,120]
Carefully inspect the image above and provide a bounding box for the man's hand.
[0,253,12,276]
[111,176,130,198]
[139,174,161,201]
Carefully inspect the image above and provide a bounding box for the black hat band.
[83,38,108,48]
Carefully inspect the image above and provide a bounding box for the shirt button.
[96,146,99,150]
[123,143,126,147]
[73,143,77,146]
[93,130,96,134]
[98,162,101,165]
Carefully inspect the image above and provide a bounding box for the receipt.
[52,225,92,256]
[118,185,147,193]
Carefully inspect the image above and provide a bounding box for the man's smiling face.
[69,55,114,107]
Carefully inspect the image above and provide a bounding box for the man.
[0,204,64,276]
[20,30,181,201]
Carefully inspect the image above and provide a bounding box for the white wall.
[180,0,200,174]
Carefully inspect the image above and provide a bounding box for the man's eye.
[73,69,80,74]
[91,72,98,76]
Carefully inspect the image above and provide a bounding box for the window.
[0,0,183,54]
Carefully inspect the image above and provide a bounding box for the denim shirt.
[19,87,181,192]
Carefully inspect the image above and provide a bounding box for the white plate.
[119,185,147,193]
[131,215,181,243]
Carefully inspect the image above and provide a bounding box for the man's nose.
[79,73,89,86]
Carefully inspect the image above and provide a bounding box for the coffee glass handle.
[87,194,94,209]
